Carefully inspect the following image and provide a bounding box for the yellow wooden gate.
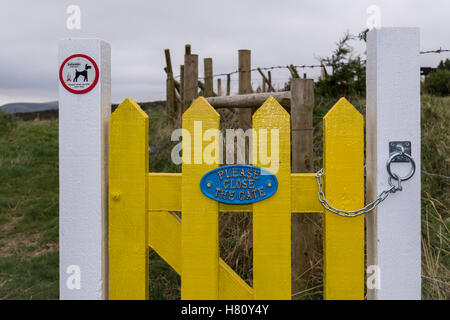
[108,96,364,300]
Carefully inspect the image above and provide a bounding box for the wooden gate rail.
[148,173,321,213]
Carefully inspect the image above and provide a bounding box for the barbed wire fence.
[174,48,450,96]
[419,48,450,54]
[175,48,449,81]
[422,171,450,179]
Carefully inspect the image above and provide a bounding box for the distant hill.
[1,100,166,115]
[0,101,58,114]
[112,100,165,112]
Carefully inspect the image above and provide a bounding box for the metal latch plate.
[389,141,411,163]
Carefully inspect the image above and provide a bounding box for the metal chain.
[315,168,400,218]
[316,147,418,217]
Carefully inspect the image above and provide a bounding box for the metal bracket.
[389,141,411,163]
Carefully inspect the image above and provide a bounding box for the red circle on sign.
[59,54,99,94]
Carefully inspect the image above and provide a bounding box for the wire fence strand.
[173,48,449,80]
[422,171,450,179]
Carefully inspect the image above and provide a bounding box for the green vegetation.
[423,59,450,96]
[420,95,449,299]
[0,110,18,136]
[0,118,59,299]
[315,31,367,97]
[0,95,448,300]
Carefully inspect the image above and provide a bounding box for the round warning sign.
[59,54,99,94]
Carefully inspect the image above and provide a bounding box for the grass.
[420,95,449,299]
[0,95,448,300]
[0,115,59,299]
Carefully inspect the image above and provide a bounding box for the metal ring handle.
[386,151,416,181]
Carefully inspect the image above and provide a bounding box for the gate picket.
[109,98,149,300]
[323,98,364,299]
[252,97,292,299]
[181,97,220,299]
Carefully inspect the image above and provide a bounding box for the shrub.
[423,60,450,96]
[315,31,366,97]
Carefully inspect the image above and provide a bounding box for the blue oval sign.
[200,165,278,204]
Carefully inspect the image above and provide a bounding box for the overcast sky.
[0,0,449,105]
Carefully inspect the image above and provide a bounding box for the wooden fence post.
[289,65,300,79]
[290,78,318,293]
[204,58,214,97]
[164,49,173,74]
[166,72,176,125]
[257,68,275,92]
[180,65,184,104]
[165,49,176,124]
[183,54,198,111]
[320,65,327,79]
[366,27,421,300]
[198,80,205,95]
[226,74,231,96]
[291,79,314,172]
[59,39,110,300]
[238,50,252,131]
[217,78,222,96]
[268,71,272,91]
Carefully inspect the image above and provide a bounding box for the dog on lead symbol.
[73,64,92,82]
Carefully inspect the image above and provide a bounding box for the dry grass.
[421,191,449,299]
[420,95,449,299]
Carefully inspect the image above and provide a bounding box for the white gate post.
[59,39,111,299]
[366,28,421,299]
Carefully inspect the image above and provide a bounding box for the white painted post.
[59,39,111,299]
[366,28,421,299]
